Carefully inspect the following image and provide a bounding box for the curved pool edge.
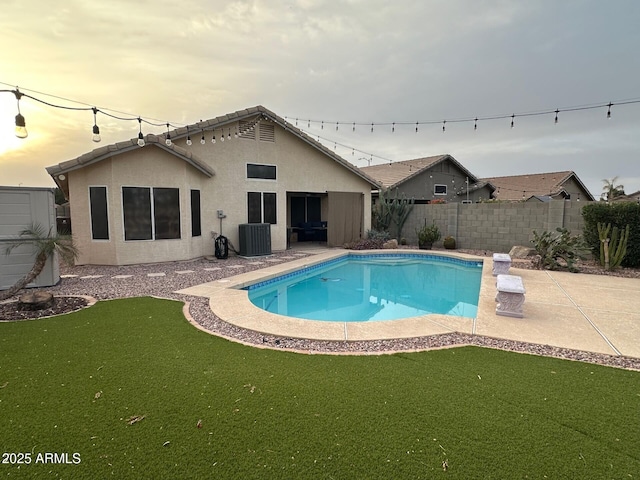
[201,249,487,341]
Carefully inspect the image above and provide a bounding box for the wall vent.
[239,120,256,140]
[259,123,275,143]
[238,223,272,256]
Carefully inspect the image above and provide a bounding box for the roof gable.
[361,154,488,192]
[46,105,380,191]
[482,171,595,201]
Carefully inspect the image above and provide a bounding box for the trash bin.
[215,235,229,259]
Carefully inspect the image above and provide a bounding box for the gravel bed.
[1,248,639,371]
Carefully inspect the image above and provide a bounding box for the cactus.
[372,188,414,240]
[598,222,629,270]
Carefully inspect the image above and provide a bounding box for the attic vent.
[259,123,275,143]
[239,120,256,140]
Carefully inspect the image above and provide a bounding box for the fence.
[401,200,589,253]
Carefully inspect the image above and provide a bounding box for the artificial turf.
[0,297,638,479]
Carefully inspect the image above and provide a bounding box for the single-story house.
[360,155,495,203]
[46,106,379,265]
[611,189,640,202]
[482,171,595,202]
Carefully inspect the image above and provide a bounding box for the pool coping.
[178,249,486,342]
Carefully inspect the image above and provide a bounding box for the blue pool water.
[245,254,483,322]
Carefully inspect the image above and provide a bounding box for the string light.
[607,102,612,119]
[13,89,27,139]
[371,123,374,133]
[186,126,192,146]
[92,107,101,143]
[201,130,206,144]
[510,114,515,129]
[227,128,231,140]
[474,117,478,130]
[554,109,559,124]
[442,120,446,132]
[165,123,171,146]
[392,122,395,133]
[415,122,418,133]
[336,122,339,131]
[352,122,355,132]
[211,130,216,144]
[137,117,145,147]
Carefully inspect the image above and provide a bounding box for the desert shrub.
[531,228,585,272]
[582,202,640,268]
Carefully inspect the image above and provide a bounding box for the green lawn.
[1,297,639,479]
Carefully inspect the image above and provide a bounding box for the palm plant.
[0,224,79,301]
[601,177,625,201]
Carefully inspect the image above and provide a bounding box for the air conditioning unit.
[238,223,272,257]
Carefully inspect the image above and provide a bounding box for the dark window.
[248,192,262,223]
[434,184,447,195]
[248,192,277,224]
[263,193,277,224]
[291,196,306,225]
[123,187,152,240]
[247,163,276,180]
[191,190,201,237]
[89,186,109,240]
[153,188,180,239]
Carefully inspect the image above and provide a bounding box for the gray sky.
[1,0,639,198]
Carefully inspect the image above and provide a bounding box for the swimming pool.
[245,253,483,322]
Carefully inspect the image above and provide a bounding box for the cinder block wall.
[399,200,590,252]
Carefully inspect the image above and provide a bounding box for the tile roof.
[482,171,595,201]
[360,155,447,188]
[46,105,380,190]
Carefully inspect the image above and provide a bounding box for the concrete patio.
[178,249,640,359]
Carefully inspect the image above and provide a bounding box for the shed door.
[327,191,363,247]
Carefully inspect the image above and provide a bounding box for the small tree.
[0,224,79,301]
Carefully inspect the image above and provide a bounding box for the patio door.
[327,191,363,247]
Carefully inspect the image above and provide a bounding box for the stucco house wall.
[52,108,375,265]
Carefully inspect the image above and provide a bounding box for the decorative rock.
[383,239,398,249]
[18,291,54,311]
[508,245,536,259]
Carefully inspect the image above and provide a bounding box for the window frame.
[121,186,182,241]
[247,191,277,224]
[88,185,110,241]
[191,189,201,237]
[246,163,277,181]
[434,184,448,196]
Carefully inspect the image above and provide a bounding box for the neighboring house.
[361,155,495,203]
[611,189,640,202]
[46,106,379,265]
[483,171,595,202]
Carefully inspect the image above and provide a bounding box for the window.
[123,187,152,240]
[153,188,181,239]
[247,163,276,180]
[191,190,201,237]
[122,187,181,241]
[89,186,109,240]
[434,184,447,195]
[248,192,276,224]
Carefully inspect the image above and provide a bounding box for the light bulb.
[220,135,225,142]
[165,137,172,146]
[186,136,192,146]
[211,133,216,144]
[137,132,145,147]
[92,124,101,143]
[234,130,238,138]
[15,113,28,139]
[227,131,231,140]
[201,137,206,145]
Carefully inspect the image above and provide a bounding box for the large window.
[191,190,201,237]
[89,186,109,240]
[122,187,181,241]
[248,192,276,224]
[247,163,276,180]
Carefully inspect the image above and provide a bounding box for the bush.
[582,202,640,268]
[531,228,585,272]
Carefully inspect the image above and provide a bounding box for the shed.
[0,186,60,291]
